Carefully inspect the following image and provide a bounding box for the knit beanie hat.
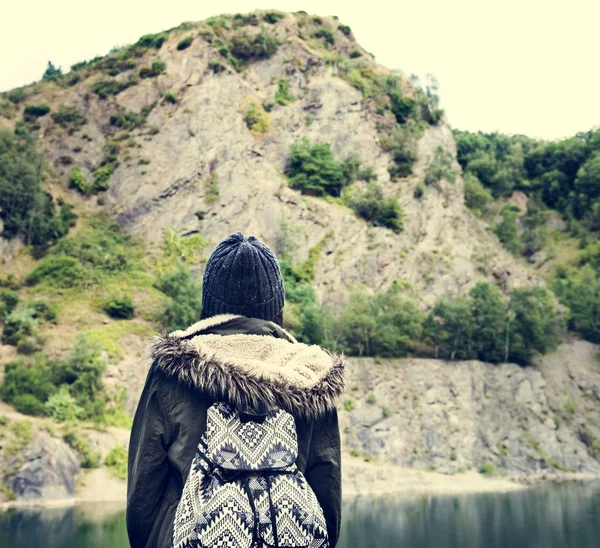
[201,232,285,322]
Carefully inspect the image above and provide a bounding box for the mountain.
[0,10,598,505]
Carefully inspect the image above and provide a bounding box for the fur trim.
[151,316,345,419]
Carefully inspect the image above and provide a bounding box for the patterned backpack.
[173,402,329,548]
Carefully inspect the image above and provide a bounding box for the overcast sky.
[1,0,598,140]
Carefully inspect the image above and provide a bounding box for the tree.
[42,61,62,81]
[463,172,492,214]
[470,282,507,362]
[424,297,474,360]
[507,287,563,364]
[494,205,521,255]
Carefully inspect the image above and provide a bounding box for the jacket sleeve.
[127,365,173,548]
[305,409,342,547]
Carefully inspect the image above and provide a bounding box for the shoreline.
[2,464,599,512]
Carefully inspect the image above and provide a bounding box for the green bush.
[286,138,346,197]
[494,205,521,255]
[63,431,101,468]
[275,79,294,105]
[42,61,62,81]
[314,29,335,46]
[243,102,270,134]
[45,386,84,422]
[103,296,135,319]
[69,166,90,194]
[464,172,492,213]
[264,11,285,24]
[26,256,88,288]
[139,59,166,78]
[338,25,352,36]
[0,359,56,412]
[382,125,419,180]
[91,79,134,99]
[105,446,127,479]
[0,126,75,248]
[110,110,145,130]
[479,462,496,475]
[13,394,47,416]
[208,60,226,74]
[135,33,166,50]
[51,335,107,420]
[162,92,177,104]
[23,104,50,122]
[344,183,403,232]
[230,30,279,61]
[0,288,18,319]
[1,302,54,350]
[93,164,115,191]
[177,36,193,50]
[158,265,203,331]
[51,106,87,129]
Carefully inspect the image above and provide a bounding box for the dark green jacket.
[127,314,345,548]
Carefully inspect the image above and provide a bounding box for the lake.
[1,481,599,547]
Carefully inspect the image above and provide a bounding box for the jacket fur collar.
[150,314,345,419]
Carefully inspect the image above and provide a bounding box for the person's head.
[200,232,285,326]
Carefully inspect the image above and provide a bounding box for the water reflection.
[0,481,598,547]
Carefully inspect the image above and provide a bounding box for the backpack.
[172,402,329,548]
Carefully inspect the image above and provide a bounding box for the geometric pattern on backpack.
[172,403,329,548]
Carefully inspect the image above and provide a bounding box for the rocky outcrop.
[341,340,600,476]
[7,431,79,501]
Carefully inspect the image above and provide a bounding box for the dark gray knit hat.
[201,232,285,322]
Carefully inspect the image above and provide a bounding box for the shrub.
[26,256,88,288]
[51,106,87,129]
[314,29,335,46]
[42,61,62,81]
[275,79,294,105]
[367,392,377,404]
[45,386,84,422]
[158,265,203,331]
[479,462,497,475]
[69,166,91,194]
[230,30,279,60]
[286,138,346,197]
[135,33,166,50]
[139,59,166,78]
[93,164,115,191]
[162,92,177,104]
[382,125,419,180]
[208,60,226,74]
[7,88,27,104]
[0,288,18,319]
[23,104,51,122]
[177,36,193,51]
[110,110,144,130]
[338,25,352,36]
[359,166,377,182]
[91,78,134,99]
[494,205,521,255]
[105,446,128,479]
[0,359,56,412]
[243,102,270,134]
[103,296,135,319]
[51,335,107,420]
[63,431,101,468]
[13,394,47,416]
[344,183,404,232]
[264,11,285,24]
[344,399,355,411]
[464,172,492,213]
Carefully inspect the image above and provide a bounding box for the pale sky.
[1,0,599,140]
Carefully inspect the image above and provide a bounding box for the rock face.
[8,431,80,501]
[0,13,540,309]
[341,340,600,475]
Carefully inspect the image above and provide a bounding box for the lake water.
[1,481,599,547]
